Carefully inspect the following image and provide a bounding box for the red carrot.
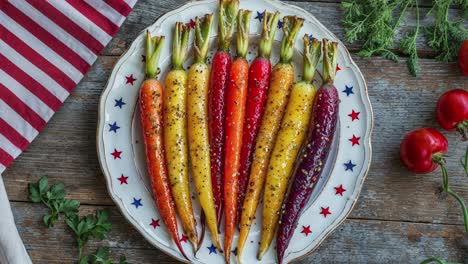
[237,11,280,223]
[208,0,239,227]
[140,31,188,260]
[223,9,251,264]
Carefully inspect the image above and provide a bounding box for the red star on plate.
[320,207,331,218]
[150,218,160,229]
[348,110,360,121]
[349,135,361,146]
[180,234,188,243]
[301,225,312,236]
[117,174,128,184]
[334,184,346,196]
[186,19,195,28]
[111,148,122,159]
[125,74,136,85]
[336,64,341,73]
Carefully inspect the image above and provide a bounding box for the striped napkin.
[0,0,137,174]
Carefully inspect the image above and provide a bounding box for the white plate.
[97,0,373,263]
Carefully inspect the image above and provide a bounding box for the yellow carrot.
[266,36,321,263]
[187,14,222,251]
[253,16,304,260]
[164,22,198,252]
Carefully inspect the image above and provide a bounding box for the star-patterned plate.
[97,0,373,263]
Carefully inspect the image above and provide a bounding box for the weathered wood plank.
[11,202,467,263]
[4,56,467,227]
[102,0,460,57]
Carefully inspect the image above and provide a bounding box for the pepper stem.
[433,154,468,237]
[236,9,251,58]
[258,11,280,59]
[194,14,213,63]
[279,16,304,64]
[456,120,468,141]
[462,146,468,177]
[218,0,239,52]
[302,35,321,83]
[322,38,338,84]
[172,22,190,70]
[145,31,165,79]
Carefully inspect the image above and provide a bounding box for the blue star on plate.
[114,98,126,108]
[207,244,217,254]
[344,160,356,171]
[277,20,283,29]
[132,198,142,208]
[342,85,354,96]
[232,247,238,256]
[255,11,264,22]
[109,122,120,133]
[309,34,314,42]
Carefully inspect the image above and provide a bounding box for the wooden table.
[4,0,467,263]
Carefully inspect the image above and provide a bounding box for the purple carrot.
[276,39,340,264]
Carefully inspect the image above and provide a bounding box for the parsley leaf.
[80,247,129,264]
[66,209,112,262]
[28,176,80,227]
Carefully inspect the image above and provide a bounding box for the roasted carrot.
[140,31,188,260]
[261,35,320,263]
[223,9,251,264]
[163,22,198,252]
[187,14,222,251]
[255,16,304,260]
[209,0,239,228]
[276,39,339,264]
[236,11,280,261]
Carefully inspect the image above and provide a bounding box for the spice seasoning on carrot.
[223,9,251,264]
[163,22,199,252]
[209,0,239,228]
[236,11,280,262]
[139,31,188,260]
[276,39,340,264]
[187,14,222,251]
[255,16,304,260]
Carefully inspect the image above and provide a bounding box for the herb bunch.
[341,0,468,76]
[29,176,128,264]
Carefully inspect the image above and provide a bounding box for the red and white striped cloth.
[0,0,137,173]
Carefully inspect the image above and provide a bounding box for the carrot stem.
[145,31,165,79]
[218,0,239,52]
[236,9,252,58]
[172,22,190,70]
[279,16,304,64]
[322,38,338,84]
[258,11,280,59]
[194,14,213,63]
[302,35,321,83]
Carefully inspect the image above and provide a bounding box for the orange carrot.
[223,9,251,264]
[140,31,188,260]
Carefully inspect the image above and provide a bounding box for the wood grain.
[10,202,468,264]
[3,0,468,263]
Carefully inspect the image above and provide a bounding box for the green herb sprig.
[28,177,128,264]
[342,0,468,76]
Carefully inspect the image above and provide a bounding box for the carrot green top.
[171,22,190,70]
[145,31,165,79]
[194,14,214,63]
[279,16,304,64]
[218,0,239,52]
[302,35,321,83]
[322,38,338,84]
[258,11,280,59]
[236,9,252,58]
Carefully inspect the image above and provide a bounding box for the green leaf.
[50,183,66,200]
[28,183,41,203]
[382,50,399,62]
[38,176,49,195]
[43,214,54,228]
